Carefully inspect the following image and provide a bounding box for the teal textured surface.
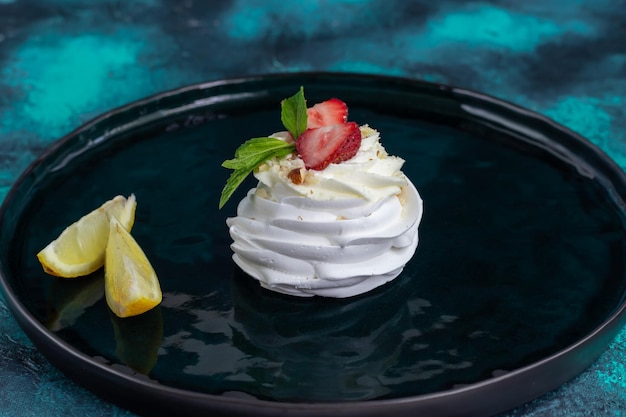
[1,1,625,416]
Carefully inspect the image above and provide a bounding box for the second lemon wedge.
[105,217,162,318]
[37,195,136,278]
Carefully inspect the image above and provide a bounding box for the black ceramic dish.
[1,73,626,417]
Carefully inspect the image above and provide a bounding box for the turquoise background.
[0,0,625,415]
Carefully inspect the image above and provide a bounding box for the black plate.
[1,73,626,417]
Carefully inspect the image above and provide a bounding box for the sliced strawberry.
[296,122,361,170]
[306,98,348,129]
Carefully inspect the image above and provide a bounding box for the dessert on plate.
[220,88,423,298]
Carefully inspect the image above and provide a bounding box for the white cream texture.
[226,126,423,297]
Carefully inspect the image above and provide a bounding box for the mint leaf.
[219,167,253,210]
[219,137,295,208]
[281,86,307,139]
[223,137,291,169]
[220,88,309,208]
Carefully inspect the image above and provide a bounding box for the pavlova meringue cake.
[220,88,423,298]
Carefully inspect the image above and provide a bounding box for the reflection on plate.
[1,73,626,417]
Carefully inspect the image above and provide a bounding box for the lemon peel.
[105,217,162,318]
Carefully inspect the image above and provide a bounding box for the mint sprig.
[281,86,307,139]
[219,88,307,208]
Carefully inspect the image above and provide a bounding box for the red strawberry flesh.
[296,122,362,170]
[306,98,348,129]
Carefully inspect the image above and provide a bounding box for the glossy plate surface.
[1,73,626,417]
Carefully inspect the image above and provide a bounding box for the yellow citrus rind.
[105,217,162,318]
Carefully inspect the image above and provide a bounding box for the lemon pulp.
[37,195,136,278]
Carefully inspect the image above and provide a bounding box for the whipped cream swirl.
[226,126,423,298]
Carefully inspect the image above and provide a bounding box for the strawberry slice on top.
[306,98,348,129]
[296,122,362,170]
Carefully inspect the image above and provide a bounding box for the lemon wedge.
[105,217,162,318]
[37,195,136,278]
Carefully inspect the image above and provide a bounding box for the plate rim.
[2,71,626,417]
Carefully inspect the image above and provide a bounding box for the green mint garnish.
[281,86,308,140]
[219,137,296,208]
[219,88,308,209]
